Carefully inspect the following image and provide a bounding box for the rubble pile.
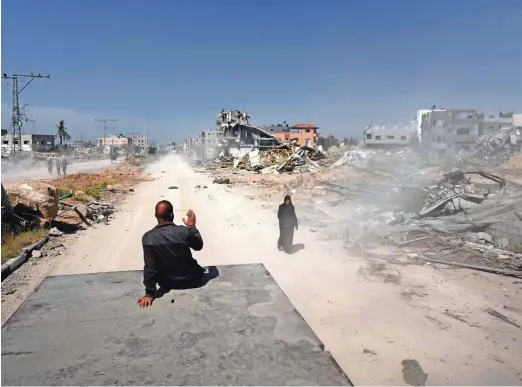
[303,167,522,277]
[419,171,504,217]
[86,202,115,223]
[235,145,326,174]
[453,128,521,167]
[236,146,292,171]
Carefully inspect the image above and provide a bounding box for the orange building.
[271,122,319,146]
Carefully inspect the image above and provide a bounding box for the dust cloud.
[1,159,113,182]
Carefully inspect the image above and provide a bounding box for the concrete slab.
[2,264,352,386]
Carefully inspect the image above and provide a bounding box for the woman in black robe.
[277,195,298,253]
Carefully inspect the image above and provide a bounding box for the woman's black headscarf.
[283,195,292,205]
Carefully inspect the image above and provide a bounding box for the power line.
[2,72,50,156]
[94,118,118,145]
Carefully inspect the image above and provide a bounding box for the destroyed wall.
[421,109,518,160]
[486,210,522,247]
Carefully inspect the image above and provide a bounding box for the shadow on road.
[153,266,220,298]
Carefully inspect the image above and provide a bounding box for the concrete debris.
[477,232,493,244]
[234,144,326,174]
[48,227,63,237]
[87,202,115,223]
[31,250,42,258]
[58,201,115,226]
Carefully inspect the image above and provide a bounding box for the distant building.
[420,108,516,158]
[131,136,147,148]
[514,113,522,128]
[363,125,413,148]
[1,133,55,152]
[269,122,319,146]
[98,134,132,148]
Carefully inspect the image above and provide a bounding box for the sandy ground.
[1,159,113,182]
[2,154,522,385]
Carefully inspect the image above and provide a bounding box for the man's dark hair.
[155,200,174,221]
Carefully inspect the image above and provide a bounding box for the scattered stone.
[213,177,231,184]
[195,185,201,189]
[202,185,208,189]
[477,232,493,244]
[168,186,179,189]
[48,227,63,237]
[129,188,134,192]
[463,232,479,243]
[31,250,42,258]
[484,250,501,258]
[494,237,509,249]
[363,348,377,355]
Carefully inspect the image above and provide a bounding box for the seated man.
[137,200,205,308]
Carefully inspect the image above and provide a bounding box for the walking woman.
[277,195,298,253]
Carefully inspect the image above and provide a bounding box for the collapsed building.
[188,110,284,163]
[420,109,521,162]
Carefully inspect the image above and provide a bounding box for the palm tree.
[55,120,71,148]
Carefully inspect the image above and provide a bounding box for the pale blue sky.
[2,0,521,143]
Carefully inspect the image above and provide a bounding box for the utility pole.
[2,72,50,156]
[94,118,118,145]
[138,113,155,154]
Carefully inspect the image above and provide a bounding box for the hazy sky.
[2,0,521,143]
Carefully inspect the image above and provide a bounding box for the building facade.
[269,122,319,146]
[1,133,55,152]
[363,125,413,147]
[131,136,147,148]
[98,134,133,148]
[420,109,516,158]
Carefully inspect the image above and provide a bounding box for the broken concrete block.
[483,250,500,259]
[477,232,493,243]
[463,233,479,243]
[48,227,63,237]
[494,238,509,249]
[31,250,42,258]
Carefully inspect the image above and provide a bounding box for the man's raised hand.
[183,209,196,227]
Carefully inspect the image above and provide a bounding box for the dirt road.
[10,155,522,385]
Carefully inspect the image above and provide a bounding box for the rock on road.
[17,155,522,385]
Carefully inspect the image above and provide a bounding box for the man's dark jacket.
[142,222,204,297]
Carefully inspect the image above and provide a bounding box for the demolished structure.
[188,109,283,163]
[420,109,521,163]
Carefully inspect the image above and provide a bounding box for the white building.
[1,133,55,153]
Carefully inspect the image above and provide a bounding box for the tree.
[55,120,71,148]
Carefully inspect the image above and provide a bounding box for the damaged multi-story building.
[215,109,281,155]
[420,108,520,159]
[188,110,284,162]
